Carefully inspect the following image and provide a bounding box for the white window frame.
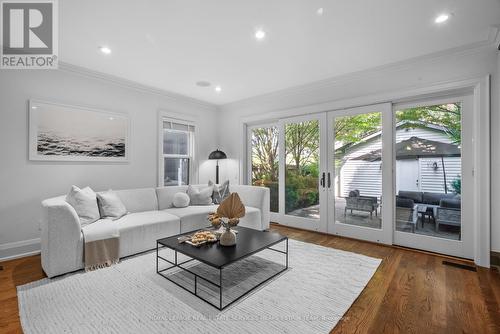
[158,110,198,187]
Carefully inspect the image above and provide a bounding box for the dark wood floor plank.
[0,224,498,334]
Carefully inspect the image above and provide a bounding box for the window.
[161,119,195,186]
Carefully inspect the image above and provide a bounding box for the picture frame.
[28,99,130,162]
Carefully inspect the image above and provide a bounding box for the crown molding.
[58,62,217,111]
[220,27,499,111]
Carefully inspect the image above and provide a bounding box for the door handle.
[327,172,331,188]
[320,172,325,188]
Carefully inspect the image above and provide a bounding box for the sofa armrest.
[41,197,84,277]
[230,185,270,230]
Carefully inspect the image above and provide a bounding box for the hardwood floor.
[1,224,499,334]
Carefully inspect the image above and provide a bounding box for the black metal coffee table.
[156,226,288,310]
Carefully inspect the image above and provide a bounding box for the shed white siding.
[338,126,461,197]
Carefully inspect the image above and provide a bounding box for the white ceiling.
[60,0,500,105]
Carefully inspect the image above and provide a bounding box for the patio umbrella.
[352,136,461,193]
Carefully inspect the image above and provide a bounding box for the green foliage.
[451,176,461,194]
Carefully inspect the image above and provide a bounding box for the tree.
[395,103,461,144]
[284,120,319,172]
[251,127,279,182]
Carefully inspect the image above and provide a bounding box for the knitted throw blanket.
[82,220,119,271]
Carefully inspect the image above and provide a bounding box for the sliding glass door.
[393,96,473,259]
[246,97,476,258]
[278,114,328,231]
[326,104,393,243]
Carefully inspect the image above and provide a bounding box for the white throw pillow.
[66,185,100,226]
[172,192,190,208]
[187,185,213,205]
[97,190,127,220]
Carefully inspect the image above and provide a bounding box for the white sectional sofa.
[41,184,270,278]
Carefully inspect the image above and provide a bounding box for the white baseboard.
[0,238,41,262]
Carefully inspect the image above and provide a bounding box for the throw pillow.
[187,185,213,205]
[97,190,127,220]
[66,185,100,226]
[172,192,190,208]
[208,180,230,204]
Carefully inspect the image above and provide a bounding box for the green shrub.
[451,176,461,194]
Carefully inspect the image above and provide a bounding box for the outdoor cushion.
[398,191,423,203]
[115,211,180,256]
[440,198,461,209]
[396,196,414,208]
[114,188,158,213]
[423,192,456,205]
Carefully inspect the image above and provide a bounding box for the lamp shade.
[208,149,227,160]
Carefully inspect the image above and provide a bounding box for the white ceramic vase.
[220,227,236,246]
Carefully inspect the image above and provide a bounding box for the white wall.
[218,45,500,251]
[0,67,218,259]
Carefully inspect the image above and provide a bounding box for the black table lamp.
[208,149,227,184]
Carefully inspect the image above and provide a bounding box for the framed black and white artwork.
[28,100,130,162]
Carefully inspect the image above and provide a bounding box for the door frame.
[326,103,393,244]
[239,76,490,267]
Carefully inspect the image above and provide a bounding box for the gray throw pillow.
[172,192,190,208]
[187,185,213,205]
[66,185,100,226]
[97,190,127,220]
[208,180,230,204]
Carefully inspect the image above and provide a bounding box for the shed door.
[396,159,419,192]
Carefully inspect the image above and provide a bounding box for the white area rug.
[18,239,381,334]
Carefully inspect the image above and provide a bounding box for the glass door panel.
[249,125,279,213]
[393,96,473,259]
[284,120,320,219]
[327,103,392,244]
[278,114,327,232]
[334,112,382,229]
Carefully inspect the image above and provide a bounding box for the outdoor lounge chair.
[436,198,461,239]
[395,197,418,232]
[345,190,379,218]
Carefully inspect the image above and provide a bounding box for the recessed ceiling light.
[31,106,38,109]
[255,29,266,40]
[214,85,222,93]
[196,81,211,87]
[435,14,449,23]
[99,46,112,55]
[317,8,324,16]
[108,117,114,121]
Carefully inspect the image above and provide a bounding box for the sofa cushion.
[398,191,423,203]
[115,211,180,257]
[209,180,230,204]
[66,185,100,226]
[173,192,190,208]
[156,186,189,210]
[187,185,213,205]
[422,192,456,205]
[97,190,127,219]
[396,196,414,208]
[114,188,158,213]
[238,206,262,230]
[164,205,218,233]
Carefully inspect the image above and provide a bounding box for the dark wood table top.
[157,226,287,269]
